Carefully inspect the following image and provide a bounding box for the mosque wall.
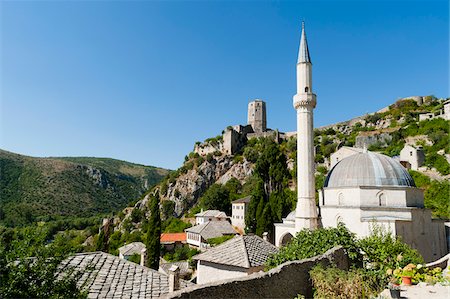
[395,209,448,262]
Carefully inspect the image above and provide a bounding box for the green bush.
[425,152,450,175]
[163,245,199,262]
[207,235,234,246]
[310,265,382,299]
[162,217,191,233]
[265,223,361,269]
[357,224,424,275]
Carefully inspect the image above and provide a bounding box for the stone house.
[195,210,228,225]
[399,144,425,170]
[193,235,278,284]
[329,146,364,168]
[185,220,238,249]
[118,242,146,264]
[160,233,187,251]
[231,196,251,231]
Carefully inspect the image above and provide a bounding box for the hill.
[120,95,449,235]
[0,150,169,226]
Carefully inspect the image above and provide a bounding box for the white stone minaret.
[294,22,318,230]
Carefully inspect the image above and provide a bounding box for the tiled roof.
[193,235,278,269]
[118,242,145,256]
[232,196,251,204]
[159,261,191,276]
[195,210,227,218]
[160,233,186,243]
[185,221,237,240]
[59,252,193,299]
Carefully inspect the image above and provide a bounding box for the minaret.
[293,22,318,230]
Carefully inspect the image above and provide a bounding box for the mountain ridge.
[0,149,169,226]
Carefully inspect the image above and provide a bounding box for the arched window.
[281,233,293,246]
[338,193,344,205]
[305,87,309,92]
[378,193,386,206]
[336,215,343,226]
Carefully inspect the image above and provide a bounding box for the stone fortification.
[163,246,349,299]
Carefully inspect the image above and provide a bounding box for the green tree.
[265,223,361,269]
[146,193,161,270]
[245,138,293,237]
[0,226,86,298]
[161,200,175,221]
[199,184,230,214]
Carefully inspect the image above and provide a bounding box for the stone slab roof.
[193,235,278,269]
[59,252,192,299]
[118,242,145,256]
[185,221,237,240]
[195,210,228,218]
[232,196,251,204]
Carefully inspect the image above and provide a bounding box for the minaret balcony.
[293,93,317,109]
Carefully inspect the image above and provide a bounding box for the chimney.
[140,248,147,267]
[168,265,180,292]
[262,232,268,242]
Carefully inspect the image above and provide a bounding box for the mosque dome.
[285,210,296,221]
[324,151,416,188]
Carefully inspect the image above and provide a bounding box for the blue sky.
[1,0,448,169]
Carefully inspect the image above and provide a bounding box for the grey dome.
[324,152,416,188]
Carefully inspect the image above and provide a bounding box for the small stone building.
[195,210,228,225]
[160,233,187,251]
[399,144,425,170]
[118,242,146,263]
[185,220,238,249]
[231,196,251,232]
[193,235,278,284]
[330,146,364,168]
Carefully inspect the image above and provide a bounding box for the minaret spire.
[298,21,311,64]
[293,21,318,231]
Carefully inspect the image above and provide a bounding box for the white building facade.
[231,196,251,231]
[399,144,425,170]
[319,151,447,262]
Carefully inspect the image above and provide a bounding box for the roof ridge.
[241,236,251,268]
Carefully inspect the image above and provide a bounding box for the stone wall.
[163,246,349,299]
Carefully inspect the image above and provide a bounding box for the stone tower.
[294,22,318,230]
[247,100,267,133]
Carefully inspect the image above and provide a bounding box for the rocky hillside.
[0,150,169,226]
[130,95,449,221]
[157,153,254,216]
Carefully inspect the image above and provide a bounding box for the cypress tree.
[146,192,161,269]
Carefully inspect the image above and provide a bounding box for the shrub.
[207,235,234,246]
[357,224,424,275]
[310,265,382,299]
[162,217,191,233]
[265,223,361,269]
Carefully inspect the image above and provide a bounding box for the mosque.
[274,23,448,262]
